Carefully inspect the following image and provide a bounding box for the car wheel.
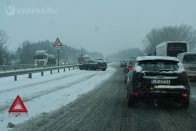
[182,98,189,109]
[128,93,135,108]
[125,79,127,84]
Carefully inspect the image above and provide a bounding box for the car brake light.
[134,66,142,72]
[128,65,132,71]
[132,92,140,96]
[179,67,186,72]
[181,93,188,97]
[178,63,186,72]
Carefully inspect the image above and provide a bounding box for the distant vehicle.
[177,52,196,81]
[155,41,189,57]
[79,59,99,70]
[61,61,69,65]
[94,59,107,71]
[120,59,129,67]
[34,50,56,66]
[79,59,107,71]
[127,56,190,109]
[124,58,136,83]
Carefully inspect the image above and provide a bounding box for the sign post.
[53,37,62,66]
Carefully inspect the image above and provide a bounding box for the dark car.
[79,59,99,70]
[124,58,136,83]
[94,59,107,71]
[79,59,107,71]
[127,56,190,109]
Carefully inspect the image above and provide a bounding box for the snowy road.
[1,63,196,131]
[0,64,116,130]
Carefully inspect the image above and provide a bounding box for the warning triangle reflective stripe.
[8,95,28,113]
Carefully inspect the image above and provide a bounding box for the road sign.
[53,37,62,66]
[8,95,28,113]
[53,37,62,47]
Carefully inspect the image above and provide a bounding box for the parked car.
[177,52,196,81]
[127,56,190,109]
[124,58,136,83]
[79,59,107,71]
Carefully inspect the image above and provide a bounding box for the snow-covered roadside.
[190,84,196,100]
[0,66,116,131]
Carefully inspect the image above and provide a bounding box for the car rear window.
[183,54,196,63]
[138,60,179,71]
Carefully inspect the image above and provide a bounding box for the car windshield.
[34,55,47,59]
[88,60,97,63]
[183,54,196,63]
[138,60,179,71]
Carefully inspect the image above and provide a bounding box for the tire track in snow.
[0,71,81,95]
[0,72,102,112]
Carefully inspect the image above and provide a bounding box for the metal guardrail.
[0,64,80,81]
[0,64,56,71]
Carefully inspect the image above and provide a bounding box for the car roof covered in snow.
[178,52,196,55]
[156,41,188,48]
[136,56,179,62]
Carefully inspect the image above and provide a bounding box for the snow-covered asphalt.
[0,64,116,130]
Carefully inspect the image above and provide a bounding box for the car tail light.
[134,66,142,72]
[179,67,186,72]
[181,93,188,97]
[128,65,132,71]
[178,63,186,73]
[132,92,140,96]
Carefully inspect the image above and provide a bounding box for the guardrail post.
[64,68,65,72]
[28,73,32,78]
[69,67,70,70]
[41,72,44,76]
[50,70,52,74]
[58,69,59,73]
[14,75,17,81]
[73,67,74,70]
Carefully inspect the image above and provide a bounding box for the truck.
[34,50,56,66]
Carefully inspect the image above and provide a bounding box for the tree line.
[0,30,103,65]
[1,24,196,65]
[90,25,196,61]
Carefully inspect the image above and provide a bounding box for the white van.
[177,52,196,80]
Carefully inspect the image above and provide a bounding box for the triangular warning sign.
[53,37,62,46]
[8,95,28,113]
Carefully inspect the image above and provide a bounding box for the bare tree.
[143,25,196,54]
[0,30,9,65]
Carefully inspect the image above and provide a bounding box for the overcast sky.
[0,0,196,56]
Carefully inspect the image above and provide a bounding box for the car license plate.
[151,80,170,84]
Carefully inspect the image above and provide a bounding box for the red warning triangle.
[8,95,28,113]
[53,37,62,46]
